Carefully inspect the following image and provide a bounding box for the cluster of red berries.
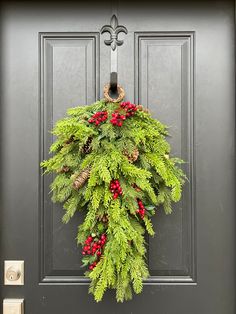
[88,111,108,126]
[110,179,123,199]
[82,233,107,270]
[88,102,138,128]
[110,102,138,127]
[110,112,126,127]
[136,199,146,219]
[120,101,138,117]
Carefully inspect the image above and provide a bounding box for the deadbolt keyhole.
[6,266,21,281]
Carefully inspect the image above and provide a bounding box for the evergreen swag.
[41,99,186,302]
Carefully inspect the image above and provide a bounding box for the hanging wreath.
[41,97,186,302]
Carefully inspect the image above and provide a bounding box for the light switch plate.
[4,261,24,285]
[3,299,24,314]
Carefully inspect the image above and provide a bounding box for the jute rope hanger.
[103,83,125,103]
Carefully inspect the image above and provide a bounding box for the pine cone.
[57,165,70,173]
[102,215,109,223]
[82,137,93,154]
[98,215,109,223]
[124,148,139,162]
[65,135,75,145]
[137,104,150,113]
[132,183,142,192]
[72,168,90,190]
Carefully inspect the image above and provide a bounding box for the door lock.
[4,261,24,285]
[6,266,21,281]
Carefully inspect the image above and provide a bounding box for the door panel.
[40,32,100,279]
[135,33,194,279]
[0,1,235,313]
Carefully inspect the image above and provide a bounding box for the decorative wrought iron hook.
[101,15,127,96]
[101,14,128,51]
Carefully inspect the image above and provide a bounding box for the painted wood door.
[0,0,235,313]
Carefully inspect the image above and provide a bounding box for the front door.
[1,0,235,313]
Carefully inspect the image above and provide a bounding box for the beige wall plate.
[3,299,24,314]
[4,261,24,285]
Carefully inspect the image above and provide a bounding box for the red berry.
[82,251,86,255]
[101,236,105,241]
[97,251,101,256]
[89,265,94,270]
[136,199,146,218]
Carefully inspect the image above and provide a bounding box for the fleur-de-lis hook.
[101,15,128,51]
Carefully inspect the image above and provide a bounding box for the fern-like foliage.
[41,100,186,302]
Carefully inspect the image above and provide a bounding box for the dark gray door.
[1,0,235,313]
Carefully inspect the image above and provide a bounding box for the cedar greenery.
[41,99,186,302]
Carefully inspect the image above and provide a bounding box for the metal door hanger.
[101,15,128,93]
